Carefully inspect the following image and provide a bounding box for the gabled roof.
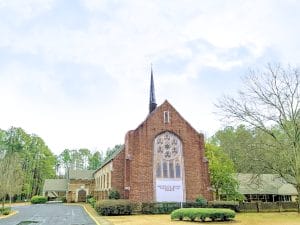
[237,173,297,195]
[43,179,68,192]
[136,100,202,136]
[94,146,124,173]
[68,169,94,179]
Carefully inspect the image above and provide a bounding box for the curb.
[81,205,101,225]
[0,210,18,219]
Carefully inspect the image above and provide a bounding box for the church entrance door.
[77,189,87,202]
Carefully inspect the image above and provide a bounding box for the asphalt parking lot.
[0,204,96,225]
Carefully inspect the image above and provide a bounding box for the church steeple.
[149,66,157,114]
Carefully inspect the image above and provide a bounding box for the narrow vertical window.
[156,162,162,178]
[107,173,109,188]
[169,161,174,178]
[164,111,170,123]
[163,161,168,178]
[176,163,181,178]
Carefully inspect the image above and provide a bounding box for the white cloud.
[0,0,55,20]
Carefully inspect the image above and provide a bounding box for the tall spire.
[149,65,157,113]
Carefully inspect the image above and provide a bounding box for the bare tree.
[216,64,300,209]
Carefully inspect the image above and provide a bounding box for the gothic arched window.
[154,131,183,179]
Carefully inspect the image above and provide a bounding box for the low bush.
[61,197,67,203]
[87,197,96,208]
[0,207,11,215]
[95,200,134,216]
[2,208,10,215]
[108,190,120,200]
[195,195,208,207]
[208,201,240,212]
[30,195,47,204]
[171,208,235,222]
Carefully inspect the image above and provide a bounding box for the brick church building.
[93,70,212,202]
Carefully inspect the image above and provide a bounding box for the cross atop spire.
[149,65,157,114]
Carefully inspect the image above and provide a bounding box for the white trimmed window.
[163,111,170,123]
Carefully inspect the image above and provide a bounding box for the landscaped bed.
[0,207,11,216]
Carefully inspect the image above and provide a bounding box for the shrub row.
[209,201,240,212]
[141,202,207,214]
[171,208,235,222]
[141,201,239,214]
[93,200,240,216]
[95,200,134,216]
[0,207,11,215]
[31,195,47,204]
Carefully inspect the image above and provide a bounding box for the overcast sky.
[1,0,300,155]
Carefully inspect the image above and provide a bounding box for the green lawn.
[104,213,300,225]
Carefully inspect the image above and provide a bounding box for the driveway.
[0,204,96,225]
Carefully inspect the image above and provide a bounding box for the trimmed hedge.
[171,208,235,222]
[95,200,134,216]
[31,195,47,204]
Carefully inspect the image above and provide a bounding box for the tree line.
[56,144,123,175]
[0,126,123,205]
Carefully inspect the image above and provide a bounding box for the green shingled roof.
[43,179,68,192]
[237,173,297,195]
[68,169,94,179]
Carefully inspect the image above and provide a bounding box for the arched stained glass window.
[154,131,183,179]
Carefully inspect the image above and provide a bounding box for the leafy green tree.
[104,144,124,161]
[205,143,243,201]
[0,153,23,210]
[0,127,56,199]
[79,148,91,169]
[88,151,103,170]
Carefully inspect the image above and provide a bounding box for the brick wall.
[111,149,125,198]
[66,179,94,202]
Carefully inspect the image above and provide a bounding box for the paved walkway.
[0,204,97,225]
